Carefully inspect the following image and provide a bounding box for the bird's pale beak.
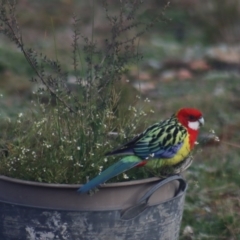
[198,117,204,126]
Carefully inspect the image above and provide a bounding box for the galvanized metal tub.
[0,175,187,240]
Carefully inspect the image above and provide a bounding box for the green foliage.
[0,47,34,75]
[0,0,157,184]
[0,101,140,183]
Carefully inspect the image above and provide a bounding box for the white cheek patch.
[188,121,200,130]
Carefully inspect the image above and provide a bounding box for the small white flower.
[209,129,215,134]
[98,166,103,174]
[123,173,129,179]
[214,136,220,142]
[77,146,81,150]
[46,144,51,148]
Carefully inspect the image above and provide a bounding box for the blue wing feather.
[153,142,183,158]
[134,142,183,159]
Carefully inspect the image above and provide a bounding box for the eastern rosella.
[78,108,204,193]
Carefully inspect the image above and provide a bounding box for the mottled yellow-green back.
[146,132,191,169]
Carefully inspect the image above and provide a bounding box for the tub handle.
[120,175,187,220]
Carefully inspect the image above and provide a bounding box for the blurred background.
[1,0,240,239]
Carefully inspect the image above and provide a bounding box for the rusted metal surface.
[0,175,187,240]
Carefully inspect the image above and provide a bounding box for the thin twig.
[3,13,76,113]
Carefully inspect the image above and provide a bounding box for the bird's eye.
[188,115,196,121]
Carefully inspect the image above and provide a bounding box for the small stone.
[177,68,192,80]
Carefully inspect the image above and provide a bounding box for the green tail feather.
[78,156,142,193]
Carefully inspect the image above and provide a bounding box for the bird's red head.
[176,108,204,131]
